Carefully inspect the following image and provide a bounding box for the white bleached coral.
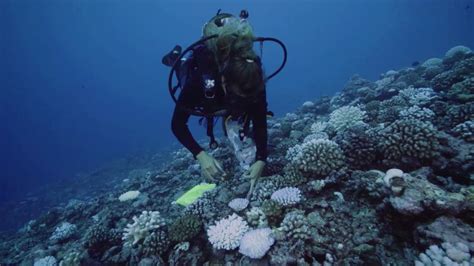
[34,256,57,266]
[310,121,327,133]
[122,211,166,247]
[398,87,437,106]
[118,190,140,202]
[415,242,472,265]
[239,228,275,259]
[421,57,442,68]
[399,106,435,121]
[49,222,76,243]
[228,198,249,212]
[329,106,367,132]
[207,213,249,250]
[445,45,472,63]
[271,187,302,206]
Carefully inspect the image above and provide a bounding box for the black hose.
[254,37,288,82]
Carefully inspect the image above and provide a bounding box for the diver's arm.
[171,85,204,158]
[251,91,268,162]
[171,106,204,158]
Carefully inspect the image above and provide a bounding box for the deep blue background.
[2,0,473,203]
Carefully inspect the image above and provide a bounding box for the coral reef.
[1,45,473,266]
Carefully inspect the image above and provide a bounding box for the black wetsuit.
[171,45,268,162]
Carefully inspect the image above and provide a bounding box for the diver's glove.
[244,160,266,200]
[196,151,226,182]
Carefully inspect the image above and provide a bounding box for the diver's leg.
[162,45,182,67]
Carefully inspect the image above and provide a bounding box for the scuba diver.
[163,10,286,197]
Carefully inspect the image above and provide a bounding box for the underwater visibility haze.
[1,0,474,265]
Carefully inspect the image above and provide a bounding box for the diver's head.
[202,10,254,57]
[222,48,264,104]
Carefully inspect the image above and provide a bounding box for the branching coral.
[271,187,302,206]
[310,121,328,133]
[245,207,268,228]
[415,242,472,265]
[446,103,474,126]
[251,178,284,203]
[398,87,437,106]
[207,214,249,250]
[85,226,122,258]
[329,106,367,132]
[452,120,474,142]
[50,222,76,243]
[448,76,474,103]
[122,211,166,247]
[261,200,283,226]
[275,210,311,242]
[334,124,377,169]
[140,230,170,256]
[60,251,82,266]
[399,106,435,121]
[183,197,216,223]
[287,139,346,177]
[379,119,440,161]
[168,215,202,243]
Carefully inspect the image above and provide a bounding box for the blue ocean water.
[1,0,473,232]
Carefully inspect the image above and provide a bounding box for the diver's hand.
[243,160,266,180]
[244,160,266,200]
[196,151,226,182]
